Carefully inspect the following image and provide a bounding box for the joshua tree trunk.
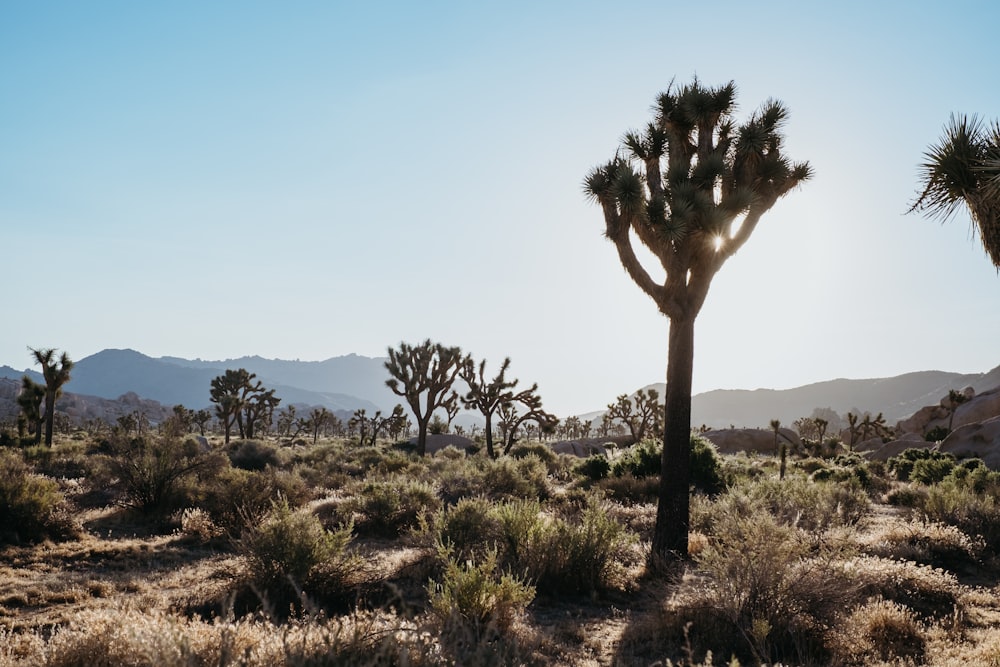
[652,315,694,560]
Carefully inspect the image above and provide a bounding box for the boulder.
[896,387,1000,436]
[702,428,800,456]
[867,439,930,461]
[550,440,608,457]
[952,388,1000,430]
[938,416,1000,469]
[407,434,477,455]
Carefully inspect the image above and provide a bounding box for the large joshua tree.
[585,79,811,563]
[29,347,74,446]
[909,113,1000,268]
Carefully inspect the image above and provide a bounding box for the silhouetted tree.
[769,419,782,456]
[210,369,267,444]
[368,404,406,446]
[606,389,661,443]
[308,407,332,444]
[17,376,45,444]
[190,409,212,437]
[498,384,557,454]
[385,340,467,456]
[460,357,519,458]
[586,78,811,563]
[909,114,1000,268]
[30,347,73,446]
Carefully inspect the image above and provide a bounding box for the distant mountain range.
[1,349,999,430]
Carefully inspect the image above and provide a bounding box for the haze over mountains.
[1,348,999,429]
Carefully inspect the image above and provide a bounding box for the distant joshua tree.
[606,389,661,443]
[385,340,467,456]
[910,114,1000,268]
[17,376,46,444]
[460,357,519,458]
[586,79,811,563]
[30,347,74,446]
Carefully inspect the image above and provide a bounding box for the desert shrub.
[479,454,550,500]
[508,442,556,466]
[693,511,855,664]
[22,441,89,479]
[431,495,635,596]
[102,435,226,516]
[430,496,502,563]
[596,472,659,503]
[689,435,723,494]
[795,457,830,475]
[944,458,1000,493]
[844,555,963,620]
[492,497,634,595]
[858,519,984,570]
[921,479,1000,551]
[888,447,951,482]
[884,483,928,508]
[534,502,633,594]
[229,439,281,471]
[611,436,721,494]
[0,450,79,544]
[201,466,311,536]
[344,477,441,537]
[175,506,223,543]
[612,439,661,478]
[911,455,957,484]
[697,477,869,534]
[832,598,926,665]
[27,606,465,667]
[924,425,950,442]
[428,549,535,638]
[240,497,360,613]
[575,454,611,481]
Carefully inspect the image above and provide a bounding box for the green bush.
[479,455,550,500]
[921,479,1000,552]
[575,455,611,481]
[229,439,280,471]
[690,435,723,494]
[695,477,869,534]
[612,439,661,478]
[910,455,956,485]
[345,477,441,537]
[431,497,501,563]
[612,435,722,494]
[240,497,360,612]
[888,448,951,482]
[201,466,311,536]
[0,450,78,544]
[924,425,950,442]
[428,549,535,637]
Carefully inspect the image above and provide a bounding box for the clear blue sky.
[3,1,999,416]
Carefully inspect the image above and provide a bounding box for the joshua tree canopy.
[909,113,1000,268]
[585,78,811,563]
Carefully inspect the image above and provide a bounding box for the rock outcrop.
[938,416,1000,469]
[897,387,1000,436]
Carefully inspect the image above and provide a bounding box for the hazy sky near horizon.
[3,1,999,416]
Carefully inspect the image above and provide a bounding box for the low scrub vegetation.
[2,432,1000,666]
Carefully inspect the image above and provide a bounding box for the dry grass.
[4,436,1000,666]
